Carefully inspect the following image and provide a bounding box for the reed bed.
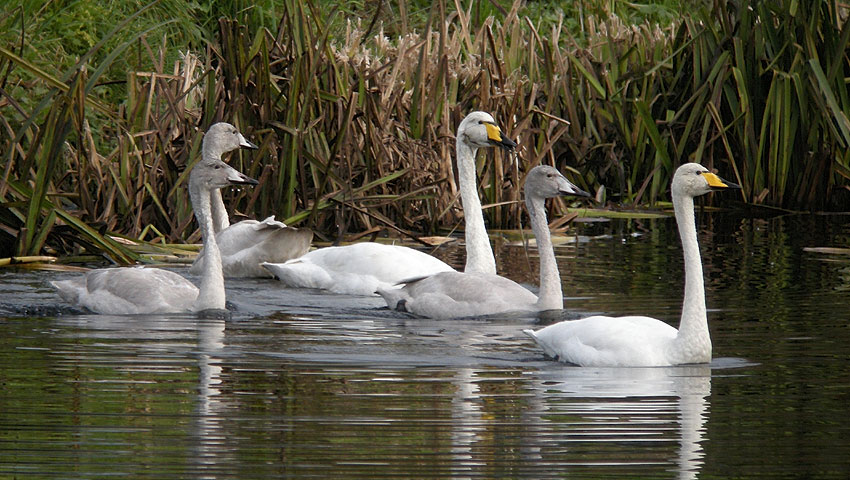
[1,0,848,262]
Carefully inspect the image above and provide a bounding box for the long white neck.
[190,183,227,311]
[209,189,230,233]
[671,193,711,360]
[527,195,563,310]
[202,145,231,233]
[456,138,496,275]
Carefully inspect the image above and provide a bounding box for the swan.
[523,162,740,367]
[377,165,590,318]
[189,124,313,278]
[261,111,516,295]
[51,124,259,314]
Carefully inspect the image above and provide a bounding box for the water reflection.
[194,318,228,473]
[450,368,485,478]
[1,213,850,478]
[529,366,710,479]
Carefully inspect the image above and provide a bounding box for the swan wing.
[192,217,313,277]
[264,243,453,295]
[524,316,678,367]
[52,268,199,315]
[304,243,453,282]
[379,271,538,319]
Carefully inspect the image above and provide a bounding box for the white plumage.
[262,111,517,295]
[51,122,259,314]
[524,162,740,367]
[262,243,454,296]
[191,214,312,278]
[378,165,589,318]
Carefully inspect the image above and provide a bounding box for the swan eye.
[214,165,221,169]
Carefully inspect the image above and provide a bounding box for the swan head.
[524,165,590,200]
[458,111,517,151]
[672,163,740,198]
[202,122,259,160]
[190,159,259,192]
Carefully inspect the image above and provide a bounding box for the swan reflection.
[529,365,711,479]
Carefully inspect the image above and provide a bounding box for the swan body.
[524,162,739,367]
[378,165,589,318]
[51,122,259,314]
[51,267,201,314]
[191,215,313,278]
[189,125,312,278]
[262,243,454,296]
[262,111,516,294]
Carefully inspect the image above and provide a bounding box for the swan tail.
[522,328,539,340]
[51,279,85,304]
[523,328,560,360]
[377,286,411,312]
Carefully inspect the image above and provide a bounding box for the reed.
[1,0,848,262]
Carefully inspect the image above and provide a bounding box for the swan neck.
[457,138,496,275]
[527,195,563,310]
[190,182,226,311]
[209,188,230,233]
[672,193,710,352]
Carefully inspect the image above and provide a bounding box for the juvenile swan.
[190,123,313,278]
[378,165,589,318]
[261,111,517,295]
[523,163,740,367]
[51,125,259,314]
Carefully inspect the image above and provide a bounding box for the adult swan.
[261,111,516,295]
[190,123,313,278]
[523,162,739,367]
[51,123,259,314]
[378,165,589,318]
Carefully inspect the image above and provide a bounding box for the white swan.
[523,162,740,367]
[377,165,589,318]
[51,124,259,314]
[189,124,313,278]
[261,111,516,295]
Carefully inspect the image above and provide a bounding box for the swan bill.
[484,123,517,150]
[238,133,259,150]
[702,171,740,190]
[226,169,259,186]
[561,185,591,198]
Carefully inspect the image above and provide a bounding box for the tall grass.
[1,0,848,262]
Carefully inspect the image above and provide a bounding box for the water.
[1,213,849,478]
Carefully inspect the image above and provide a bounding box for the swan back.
[52,268,200,315]
[263,243,453,295]
[213,218,313,277]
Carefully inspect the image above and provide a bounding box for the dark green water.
[1,213,849,478]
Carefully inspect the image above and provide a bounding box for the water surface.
[1,213,849,478]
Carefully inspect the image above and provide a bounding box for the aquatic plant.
[1,0,848,262]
